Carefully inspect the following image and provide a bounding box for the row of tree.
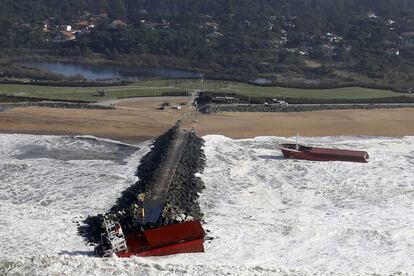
[3,0,414,21]
[1,0,414,77]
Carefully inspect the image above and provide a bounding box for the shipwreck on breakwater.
[79,121,207,257]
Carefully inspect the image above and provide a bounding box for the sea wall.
[0,103,25,112]
[197,92,414,107]
[110,123,179,213]
[0,94,91,103]
[79,123,206,243]
[79,124,179,243]
[199,103,414,113]
[160,131,206,225]
[27,101,114,110]
[0,102,114,112]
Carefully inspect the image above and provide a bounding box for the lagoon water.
[19,61,199,81]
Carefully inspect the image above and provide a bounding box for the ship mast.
[200,73,204,91]
[296,132,299,150]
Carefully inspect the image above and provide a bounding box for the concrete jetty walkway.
[143,126,189,224]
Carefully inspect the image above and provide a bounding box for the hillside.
[1,0,414,84]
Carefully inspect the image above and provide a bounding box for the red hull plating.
[280,143,369,163]
[116,220,205,257]
[117,239,204,257]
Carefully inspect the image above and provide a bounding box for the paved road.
[143,127,189,224]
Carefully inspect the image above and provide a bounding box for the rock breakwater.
[79,123,206,244]
[0,102,114,112]
[200,103,414,113]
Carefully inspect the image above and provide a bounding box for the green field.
[0,79,411,102]
[0,81,185,101]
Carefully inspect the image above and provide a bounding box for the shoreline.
[0,105,413,143]
[0,129,153,144]
[0,129,411,144]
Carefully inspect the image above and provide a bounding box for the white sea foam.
[0,134,413,275]
[0,134,151,258]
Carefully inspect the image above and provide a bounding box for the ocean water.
[0,134,151,258]
[0,134,413,275]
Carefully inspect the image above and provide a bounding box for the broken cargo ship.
[95,218,205,257]
[93,124,207,258]
[279,143,369,163]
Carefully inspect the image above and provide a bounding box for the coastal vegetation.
[1,79,413,103]
[0,81,184,101]
[1,0,414,87]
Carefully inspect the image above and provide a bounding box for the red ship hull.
[116,220,205,257]
[280,143,369,163]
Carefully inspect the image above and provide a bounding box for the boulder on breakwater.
[79,122,206,244]
[159,131,206,225]
[199,103,414,113]
[0,101,114,112]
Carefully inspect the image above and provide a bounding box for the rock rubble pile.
[79,123,206,244]
[200,103,414,113]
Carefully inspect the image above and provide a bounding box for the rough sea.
[0,134,413,275]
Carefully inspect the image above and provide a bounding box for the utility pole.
[199,73,204,91]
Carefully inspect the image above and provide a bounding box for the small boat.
[279,134,369,163]
[95,218,205,258]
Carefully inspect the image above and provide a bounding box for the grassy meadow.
[0,78,411,102]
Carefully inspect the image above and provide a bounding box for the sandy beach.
[0,98,413,142]
[195,108,414,138]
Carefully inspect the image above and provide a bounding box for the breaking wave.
[0,134,413,275]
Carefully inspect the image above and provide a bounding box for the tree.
[108,0,126,19]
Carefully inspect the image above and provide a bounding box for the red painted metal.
[280,143,369,163]
[118,239,204,257]
[116,220,205,258]
[137,239,204,257]
[144,220,205,248]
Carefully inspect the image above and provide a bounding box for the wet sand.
[0,101,413,143]
[0,107,183,143]
[195,109,414,138]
